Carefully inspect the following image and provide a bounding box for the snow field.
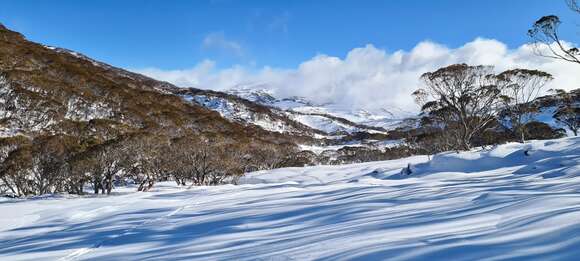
[0,137,579,260]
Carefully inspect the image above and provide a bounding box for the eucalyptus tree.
[497,69,553,142]
[413,64,503,150]
[551,89,580,136]
[528,1,580,65]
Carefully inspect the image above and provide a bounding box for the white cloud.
[134,38,580,115]
[202,32,243,57]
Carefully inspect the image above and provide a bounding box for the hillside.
[1,23,577,177]
[178,86,425,162]
[175,87,324,136]
[0,23,413,166]
[187,85,579,155]
[0,23,300,148]
[224,87,402,134]
[179,86,398,138]
[1,136,578,260]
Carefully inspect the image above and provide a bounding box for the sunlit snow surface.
[1,137,580,260]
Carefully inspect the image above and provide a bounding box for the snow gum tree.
[0,136,32,196]
[551,89,580,136]
[70,139,128,194]
[413,64,502,150]
[414,64,554,149]
[497,69,553,142]
[124,134,172,192]
[528,1,580,65]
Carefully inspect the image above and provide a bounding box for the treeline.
[0,132,300,197]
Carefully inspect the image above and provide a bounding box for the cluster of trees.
[313,145,418,165]
[0,132,299,197]
[412,64,555,151]
[411,0,580,152]
[527,0,580,136]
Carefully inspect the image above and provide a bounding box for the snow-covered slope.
[174,88,323,135]
[227,87,414,129]
[188,94,298,134]
[1,137,580,260]
[226,87,408,134]
[179,87,397,137]
[531,102,579,136]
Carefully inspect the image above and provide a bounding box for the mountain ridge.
[0,23,300,148]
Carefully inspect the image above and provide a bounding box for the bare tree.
[167,138,193,186]
[413,64,502,150]
[190,139,217,185]
[212,142,254,185]
[497,69,553,142]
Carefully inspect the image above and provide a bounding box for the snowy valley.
[2,1,580,260]
[1,137,579,260]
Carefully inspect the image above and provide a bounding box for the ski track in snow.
[0,137,579,260]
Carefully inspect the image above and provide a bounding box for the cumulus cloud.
[202,32,244,57]
[134,38,580,114]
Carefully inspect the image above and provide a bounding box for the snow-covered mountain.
[175,88,324,136]
[177,86,411,139]
[186,86,404,136]
[226,86,417,132]
[2,136,579,260]
[184,85,578,158]
[178,86,417,157]
[0,23,301,158]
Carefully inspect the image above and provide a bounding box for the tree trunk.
[93,180,100,194]
[516,124,526,143]
[106,175,113,195]
[147,180,155,191]
[138,179,147,192]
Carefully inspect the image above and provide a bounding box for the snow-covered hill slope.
[175,88,323,135]
[227,87,414,133]
[178,87,398,139]
[1,137,580,260]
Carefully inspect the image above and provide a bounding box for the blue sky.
[1,0,578,71]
